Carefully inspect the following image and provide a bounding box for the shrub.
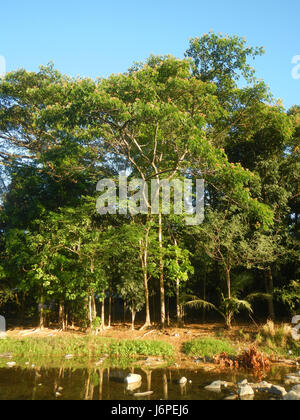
[182,337,236,358]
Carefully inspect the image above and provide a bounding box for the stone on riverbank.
[251,381,272,391]
[285,374,300,385]
[283,390,300,400]
[205,380,227,392]
[238,384,254,398]
[6,361,16,368]
[269,385,287,397]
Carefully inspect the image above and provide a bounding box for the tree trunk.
[176,276,182,326]
[167,297,170,327]
[101,291,105,329]
[88,294,93,328]
[131,305,136,331]
[123,301,126,324]
[225,268,231,300]
[202,273,206,324]
[108,288,112,328]
[59,299,65,330]
[265,268,275,320]
[158,212,165,328]
[174,238,182,327]
[92,294,97,320]
[39,294,45,330]
[140,227,151,328]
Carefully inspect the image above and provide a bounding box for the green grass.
[182,337,236,358]
[0,336,174,362]
[255,320,300,359]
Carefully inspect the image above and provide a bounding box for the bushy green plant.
[182,337,236,358]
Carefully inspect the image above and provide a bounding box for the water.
[0,364,296,400]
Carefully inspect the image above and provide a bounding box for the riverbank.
[1,322,299,370]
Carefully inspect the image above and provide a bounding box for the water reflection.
[0,364,297,400]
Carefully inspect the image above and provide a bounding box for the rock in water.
[238,384,254,398]
[252,381,272,391]
[133,391,154,397]
[178,377,187,385]
[238,379,248,386]
[283,391,300,400]
[224,394,238,400]
[124,373,142,385]
[291,384,300,393]
[285,375,300,385]
[269,385,287,397]
[6,362,16,368]
[126,382,142,392]
[205,380,226,392]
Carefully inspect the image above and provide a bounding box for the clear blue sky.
[1,0,299,109]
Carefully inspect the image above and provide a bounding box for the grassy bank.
[1,321,299,370]
[0,336,174,368]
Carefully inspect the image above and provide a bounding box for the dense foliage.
[0,33,299,330]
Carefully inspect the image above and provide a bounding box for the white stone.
[6,362,16,368]
[291,315,300,325]
[285,375,300,385]
[178,377,187,385]
[238,384,254,397]
[124,373,142,385]
[283,391,300,400]
[126,381,142,392]
[239,379,248,386]
[252,381,272,390]
[291,384,300,393]
[205,380,226,391]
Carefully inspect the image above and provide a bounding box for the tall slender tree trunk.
[131,303,136,331]
[123,301,127,323]
[88,294,93,329]
[202,272,206,324]
[101,291,105,329]
[59,299,65,330]
[176,276,182,326]
[158,212,165,328]
[225,268,232,329]
[265,268,275,320]
[140,226,151,328]
[108,288,112,328]
[166,297,170,327]
[92,294,97,320]
[174,238,182,326]
[225,268,231,300]
[39,292,45,330]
